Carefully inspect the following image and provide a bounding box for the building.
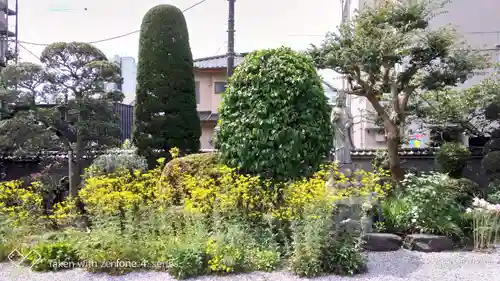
[106,55,137,105]
[345,0,500,149]
[114,103,134,143]
[194,53,247,149]
[0,0,17,67]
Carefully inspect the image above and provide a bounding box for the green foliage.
[485,101,500,120]
[483,139,500,154]
[435,142,470,178]
[482,151,500,181]
[448,177,483,206]
[38,42,124,152]
[372,149,390,171]
[27,241,79,271]
[381,197,411,233]
[488,191,500,204]
[290,204,366,277]
[1,149,386,278]
[1,42,124,193]
[166,246,207,279]
[418,78,500,136]
[84,140,147,178]
[308,0,487,182]
[398,172,464,237]
[217,47,333,181]
[134,4,201,160]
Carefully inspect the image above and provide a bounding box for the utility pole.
[226,0,235,77]
[14,0,18,63]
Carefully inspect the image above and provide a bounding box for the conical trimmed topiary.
[133,4,201,162]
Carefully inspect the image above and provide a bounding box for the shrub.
[482,151,500,180]
[399,172,464,237]
[448,177,483,206]
[160,152,219,195]
[84,140,147,178]
[372,149,390,171]
[321,234,366,275]
[134,4,201,160]
[167,246,207,279]
[435,142,470,178]
[483,139,500,154]
[0,180,44,227]
[216,47,333,181]
[290,203,366,277]
[380,197,411,233]
[74,229,147,274]
[246,248,281,272]
[483,101,500,185]
[27,241,79,271]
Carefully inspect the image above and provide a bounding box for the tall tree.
[0,62,63,154]
[308,1,488,181]
[134,4,201,162]
[1,42,124,195]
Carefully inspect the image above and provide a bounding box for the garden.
[1,47,500,280]
[2,1,500,280]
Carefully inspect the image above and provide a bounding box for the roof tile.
[194,53,248,69]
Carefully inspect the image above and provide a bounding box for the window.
[214,82,227,94]
[195,81,200,104]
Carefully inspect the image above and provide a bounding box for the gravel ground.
[1,250,500,281]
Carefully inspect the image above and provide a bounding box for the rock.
[362,233,402,251]
[403,234,454,252]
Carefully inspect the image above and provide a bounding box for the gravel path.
[1,250,499,281]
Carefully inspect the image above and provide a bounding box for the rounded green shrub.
[216,47,333,180]
[134,4,201,160]
[161,153,219,182]
[449,177,482,206]
[435,142,470,178]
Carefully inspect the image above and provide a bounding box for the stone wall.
[0,148,488,188]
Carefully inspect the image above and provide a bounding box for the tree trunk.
[384,120,404,182]
[70,139,84,197]
[70,95,84,197]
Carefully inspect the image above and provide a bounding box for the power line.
[213,41,227,56]
[18,43,40,61]
[18,0,208,47]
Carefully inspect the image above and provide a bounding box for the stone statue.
[211,124,221,149]
[327,89,354,188]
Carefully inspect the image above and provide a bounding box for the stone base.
[403,234,454,252]
[362,233,403,251]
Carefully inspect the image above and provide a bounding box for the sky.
[17,0,342,65]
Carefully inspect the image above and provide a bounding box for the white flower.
[472,197,481,207]
[466,208,472,213]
